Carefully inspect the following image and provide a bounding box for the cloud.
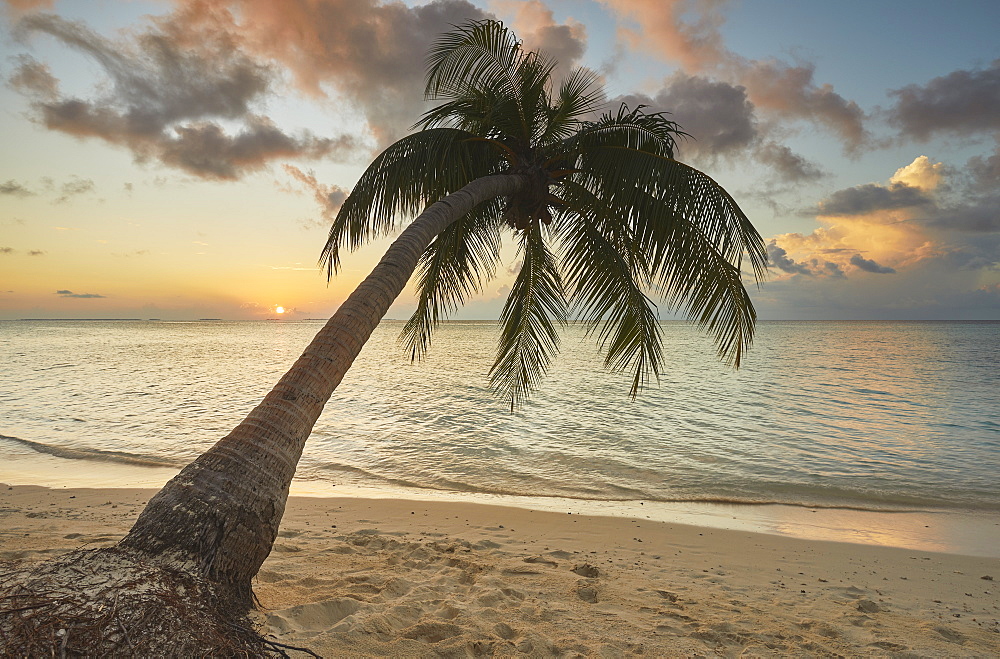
[211,0,490,146]
[850,254,895,274]
[887,60,1000,140]
[739,60,867,153]
[763,155,1000,318]
[7,54,58,99]
[3,0,53,15]
[620,73,756,157]
[155,117,340,180]
[1,247,14,254]
[283,164,348,228]
[754,141,824,182]
[12,11,352,179]
[27,249,45,256]
[0,179,34,196]
[598,0,868,153]
[616,74,822,182]
[932,198,1000,233]
[891,155,945,191]
[53,176,95,204]
[766,241,812,275]
[817,182,932,216]
[495,0,587,81]
[56,289,106,298]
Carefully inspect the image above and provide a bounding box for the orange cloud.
[494,0,588,79]
[771,157,947,278]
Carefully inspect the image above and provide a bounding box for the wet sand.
[2,483,998,656]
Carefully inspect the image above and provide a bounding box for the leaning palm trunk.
[119,173,526,606]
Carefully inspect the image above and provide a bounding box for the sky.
[1,0,998,321]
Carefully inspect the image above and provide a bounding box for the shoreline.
[2,451,999,559]
[2,482,999,656]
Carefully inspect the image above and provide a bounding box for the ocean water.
[1,319,998,517]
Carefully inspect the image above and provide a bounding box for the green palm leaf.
[555,179,663,396]
[489,224,567,410]
[401,200,503,360]
[320,127,502,275]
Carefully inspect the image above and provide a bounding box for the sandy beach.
[1,483,998,657]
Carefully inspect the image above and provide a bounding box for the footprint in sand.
[572,563,600,578]
[931,625,966,644]
[400,621,464,643]
[266,597,363,637]
[576,583,599,603]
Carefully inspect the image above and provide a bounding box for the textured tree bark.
[119,173,527,605]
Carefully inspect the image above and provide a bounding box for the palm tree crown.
[323,20,767,408]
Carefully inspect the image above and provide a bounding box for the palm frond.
[570,103,687,159]
[572,143,765,279]
[539,67,605,145]
[555,179,663,397]
[320,128,502,276]
[489,224,566,410]
[563,148,765,367]
[424,20,555,147]
[400,200,503,360]
[416,83,528,143]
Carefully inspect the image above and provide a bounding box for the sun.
[274,306,285,314]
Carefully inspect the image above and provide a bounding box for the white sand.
[2,483,998,657]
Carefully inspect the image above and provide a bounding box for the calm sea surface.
[1,320,998,514]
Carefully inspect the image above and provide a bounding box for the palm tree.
[122,18,764,605]
[2,20,765,653]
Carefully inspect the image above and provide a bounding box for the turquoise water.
[1,319,998,513]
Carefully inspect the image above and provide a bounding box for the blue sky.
[1,0,998,320]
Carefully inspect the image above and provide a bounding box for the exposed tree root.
[0,547,312,657]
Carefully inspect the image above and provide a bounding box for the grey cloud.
[767,241,812,275]
[56,289,106,298]
[158,118,346,181]
[965,144,1000,193]
[931,196,1000,233]
[283,165,349,228]
[621,74,757,157]
[938,235,1000,270]
[13,12,351,179]
[888,60,1000,140]
[53,176,94,204]
[0,179,34,196]
[617,75,823,183]
[27,249,45,256]
[502,0,588,83]
[7,54,58,99]
[850,254,895,274]
[754,142,824,182]
[525,22,586,79]
[1,247,14,254]
[818,182,932,216]
[598,2,868,153]
[819,260,846,279]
